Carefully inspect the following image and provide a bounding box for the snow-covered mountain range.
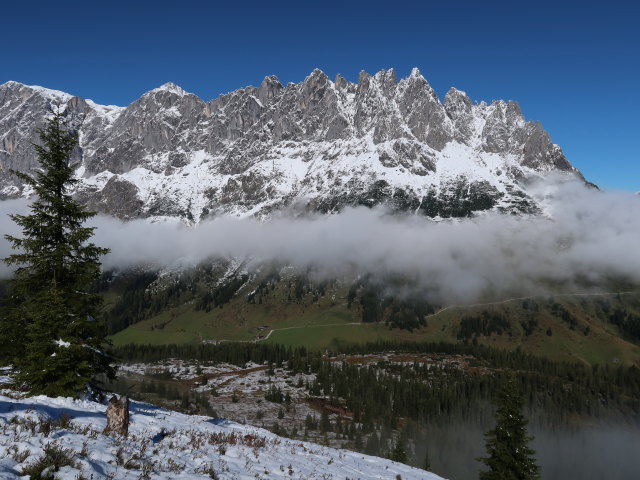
[0,69,584,222]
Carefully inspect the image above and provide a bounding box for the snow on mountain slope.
[0,393,444,479]
[0,69,583,222]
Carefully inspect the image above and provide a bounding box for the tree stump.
[104,395,129,436]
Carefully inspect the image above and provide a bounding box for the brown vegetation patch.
[307,397,354,419]
[189,365,269,386]
[206,431,272,448]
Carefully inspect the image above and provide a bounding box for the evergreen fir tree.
[477,374,540,480]
[390,437,408,464]
[320,409,332,433]
[354,429,363,450]
[423,451,431,470]
[364,432,380,456]
[2,110,114,397]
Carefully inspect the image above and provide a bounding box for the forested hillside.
[86,266,640,366]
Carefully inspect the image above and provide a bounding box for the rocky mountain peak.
[358,70,371,87]
[0,80,25,95]
[149,82,189,97]
[334,74,349,90]
[303,69,330,88]
[258,75,283,104]
[1,81,73,105]
[444,88,472,122]
[444,88,473,143]
[373,68,397,83]
[410,67,423,78]
[444,87,470,104]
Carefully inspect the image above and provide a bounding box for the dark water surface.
[422,420,640,480]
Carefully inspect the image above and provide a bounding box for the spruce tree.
[390,437,408,464]
[364,432,380,456]
[477,374,540,480]
[3,110,114,397]
[423,451,431,470]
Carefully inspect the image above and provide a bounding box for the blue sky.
[2,0,638,190]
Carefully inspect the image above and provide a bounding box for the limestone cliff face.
[0,69,583,221]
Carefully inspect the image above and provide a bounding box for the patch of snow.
[24,84,73,104]
[0,367,11,385]
[85,99,125,123]
[0,393,445,479]
[250,95,264,108]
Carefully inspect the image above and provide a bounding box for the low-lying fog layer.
[1,176,639,302]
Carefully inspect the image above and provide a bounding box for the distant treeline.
[456,311,512,340]
[99,271,157,334]
[347,274,437,330]
[113,341,297,366]
[608,308,640,341]
[195,274,249,312]
[112,340,640,424]
[99,267,249,335]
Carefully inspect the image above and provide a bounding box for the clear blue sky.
[3,0,638,190]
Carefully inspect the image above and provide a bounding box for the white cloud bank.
[1,176,639,301]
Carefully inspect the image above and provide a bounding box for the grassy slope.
[111,280,356,346]
[426,295,640,365]
[266,295,640,365]
[109,273,640,365]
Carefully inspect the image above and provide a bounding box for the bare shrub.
[21,443,76,479]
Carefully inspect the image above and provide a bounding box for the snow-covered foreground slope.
[0,393,444,479]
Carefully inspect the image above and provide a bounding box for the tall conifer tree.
[478,374,540,480]
[3,110,114,397]
[390,437,408,464]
